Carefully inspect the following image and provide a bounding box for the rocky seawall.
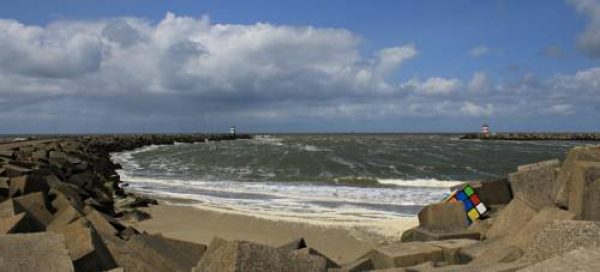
[460,133,600,141]
[1,135,600,271]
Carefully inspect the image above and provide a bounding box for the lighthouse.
[229,126,237,136]
[481,123,490,137]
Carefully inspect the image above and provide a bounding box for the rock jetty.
[1,135,600,271]
[460,133,600,141]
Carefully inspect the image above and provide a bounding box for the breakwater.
[1,135,600,271]
[460,132,600,141]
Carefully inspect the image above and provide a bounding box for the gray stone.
[194,238,327,272]
[568,161,600,220]
[519,247,600,272]
[485,195,538,240]
[362,242,444,269]
[418,202,468,231]
[0,232,74,272]
[508,159,559,208]
[522,220,600,263]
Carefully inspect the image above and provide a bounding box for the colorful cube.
[443,184,488,224]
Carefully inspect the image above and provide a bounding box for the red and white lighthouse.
[481,123,490,137]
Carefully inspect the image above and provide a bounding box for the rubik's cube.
[444,184,487,224]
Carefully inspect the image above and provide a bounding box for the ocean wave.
[377,178,464,188]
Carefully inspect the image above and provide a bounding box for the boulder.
[522,220,600,263]
[519,247,600,272]
[508,159,559,208]
[53,220,118,271]
[553,145,600,208]
[194,238,327,272]
[362,242,444,269]
[0,232,74,271]
[418,202,468,231]
[13,192,53,229]
[484,195,538,240]
[568,161,600,220]
[0,212,39,233]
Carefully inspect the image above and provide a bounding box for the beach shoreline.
[128,202,418,264]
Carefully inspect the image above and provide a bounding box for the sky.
[0,0,599,133]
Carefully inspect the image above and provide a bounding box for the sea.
[110,134,585,226]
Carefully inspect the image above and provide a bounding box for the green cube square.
[464,186,474,196]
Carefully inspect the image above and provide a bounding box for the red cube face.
[470,194,480,205]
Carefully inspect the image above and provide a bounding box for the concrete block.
[418,202,468,231]
[519,247,600,272]
[293,247,340,269]
[568,161,600,220]
[475,178,513,205]
[2,163,32,177]
[278,237,307,251]
[103,236,160,272]
[54,220,118,271]
[126,233,203,272]
[194,238,328,272]
[8,175,50,197]
[0,198,18,218]
[334,258,374,272]
[147,233,207,269]
[508,159,559,208]
[0,212,38,234]
[553,145,600,208]
[521,220,600,263]
[506,207,575,249]
[427,239,480,265]
[0,232,74,272]
[14,191,53,229]
[85,209,118,236]
[402,226,480,242]
[363,242,444,269]
[0,150,15,159]
[484,195,538,240]
[47,204,83,231]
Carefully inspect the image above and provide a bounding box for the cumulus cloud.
[403,77,462,96]
[0,13,599,132]
[469,46,490,58]
[569,0,600,58]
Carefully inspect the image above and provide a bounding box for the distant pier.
[460,133,600,141]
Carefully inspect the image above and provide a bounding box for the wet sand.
[130,204,418,264]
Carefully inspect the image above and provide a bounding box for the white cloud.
[469,46,490,58]
[569,0,600,58]
[404,77,462,96]
[459,101,494,117]
[468,72,489,92]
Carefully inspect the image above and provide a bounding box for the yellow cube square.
[467,208,479,221]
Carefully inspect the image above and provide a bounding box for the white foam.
[377,178,464,188]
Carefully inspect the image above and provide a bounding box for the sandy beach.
[129,204,419,264]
